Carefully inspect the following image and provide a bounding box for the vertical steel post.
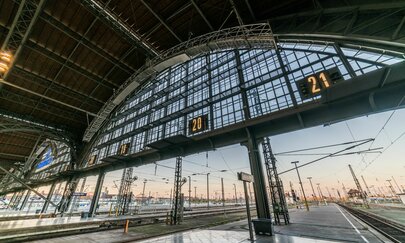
[221,178,225,207]
[243,181,254,241]
[89,171,105,217]
[307,177,317,203]
[41,182,56,214]
[188,176,191,209]
[207,173,210,209]
[244,128,271,219]
[19,190,30,211]
[292,161,309,211]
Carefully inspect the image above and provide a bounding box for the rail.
[338,203,405,243]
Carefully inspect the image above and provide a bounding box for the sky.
[88,107,405,200]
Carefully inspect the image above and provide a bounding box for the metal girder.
[74,45,138,117]
[269,3,405,52]
[140,0,183,43]
[12,66,104,106]
[1,0,46,79]
[244,0,256,22]
[0,83,89,123]
[0,152,28,159]
[144,2,192,40]
[26,17,105,118]
[229,0,244,26]
[190,0,214,31]
[82,23,275,142]
[80,0,160,57]
[0,119,71,145]
[23,41,118,90]
[40,12,135,75]
[0,165,58,207]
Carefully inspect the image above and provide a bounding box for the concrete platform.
[25,203,389,243]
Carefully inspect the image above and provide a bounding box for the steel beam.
[144,2,192,39]
[0,164,58,207]
[0,84,87,124]
[190,0,214,31]
[1,0,47,80]
[269,4,405,52]
[243,128,271,219]
[41,181,56,213]
[140,0,182,42]
[89,171,105,217]
[40,12,135,74]
[80,0,160,57]
[19,190,30,210]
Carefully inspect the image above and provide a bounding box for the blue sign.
[36,148,53,170]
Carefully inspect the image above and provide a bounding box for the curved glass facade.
[86,41,405,167]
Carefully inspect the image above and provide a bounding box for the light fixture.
[0,51,12,74]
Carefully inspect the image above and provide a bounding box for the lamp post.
[233,183,238,205]
[142,180,147,205]
[207,173,210,208]
[292,161,309,211]
[307,177,317,203]
[188,176,191,209]
[192,170,226,209]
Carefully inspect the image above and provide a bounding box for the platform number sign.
[189,114,209,134]
[296,67,342,99]
[118,143,130,155]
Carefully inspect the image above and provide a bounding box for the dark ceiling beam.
[24,41,118,90]
[80,0,160,57]
[1,0,47,80]
[0,87,86,125]
[190,0,214,31]
[12,66,104,106]
[268,3,405,53]
[27,17,104,118]
[244,0,256,22]
[144,2,192,40]
[40,12,135,75]
[228,0,244,26]
[140,0,183,42]
[0,141,33,150]
[74,45,138,117]
[0,152,27,159]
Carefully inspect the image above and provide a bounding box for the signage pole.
[244,180,254,241]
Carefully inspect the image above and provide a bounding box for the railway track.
[339,204,405,243]
[0,207,248,242]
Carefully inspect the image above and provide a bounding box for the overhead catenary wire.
[278,138,374,175]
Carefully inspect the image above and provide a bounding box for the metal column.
[244,128,271,219]
[58,177,78,214]
[262,137,289,224]
[348,164,369,208]
[19,190,31,211]
[89,171,105,217]
[41,182,56,214]
[171,157,186,225]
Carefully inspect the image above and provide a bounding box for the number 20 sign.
[188,114,208,134]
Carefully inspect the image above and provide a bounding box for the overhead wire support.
[262,137,289,225]
[170,157,186,225]
[348,164,369,208]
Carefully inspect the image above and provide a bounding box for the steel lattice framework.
[83,23,276,142]
[85,38,404,168]
[262,137,289,225]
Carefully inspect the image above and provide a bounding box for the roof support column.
[89,170,105,217]
[40,181,56,214]
[19,190,31,211]
[242,128,271,220]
